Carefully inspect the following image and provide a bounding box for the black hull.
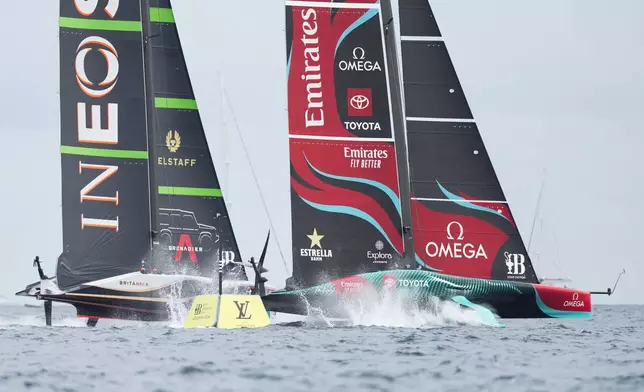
[263,291,549,319]
[261,270,592,320]
[15,271,260,323]
[15,273,211,323]
[38,293,181,322]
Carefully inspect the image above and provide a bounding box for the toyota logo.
[350,94,370,110]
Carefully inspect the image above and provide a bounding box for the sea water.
[0,300,642,392]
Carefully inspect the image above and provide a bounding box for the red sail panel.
[411,199,513,279]
[290,139,403,254]
[286,0,404,288]
[287,1,392,139]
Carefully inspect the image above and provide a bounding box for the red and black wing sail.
[285,0,405,288]
[396,0,539,283]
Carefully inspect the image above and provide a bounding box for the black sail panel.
[57,1,152,290]
[397,0,539,283]
[145,0,244,279]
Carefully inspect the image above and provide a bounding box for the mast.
[141,0,157,253]
[380,0,415,267]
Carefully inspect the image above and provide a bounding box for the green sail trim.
[150,7,175,23]
[59,17,142,32]
[158,186,222,197]
[154,97,198,110]
[60,146,148,159]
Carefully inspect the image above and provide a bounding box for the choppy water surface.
[0,302,643,392]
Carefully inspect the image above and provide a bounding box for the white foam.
[279,290,489,329]
[342,293,484,328]
[0,314,87,328]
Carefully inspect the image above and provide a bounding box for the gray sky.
[1,1,642,305]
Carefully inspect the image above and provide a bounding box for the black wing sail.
[396,0,539,283]
[57,1,152,290]
[144,0,245,280]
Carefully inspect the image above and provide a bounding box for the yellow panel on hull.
[217,294,271,329]
[184,295,220,328]
[184,294,271,329]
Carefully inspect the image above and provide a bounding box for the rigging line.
[221,84,290,275]
[527,168,546,254]
[551,229,566,277]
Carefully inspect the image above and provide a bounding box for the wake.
[273,292,496,329]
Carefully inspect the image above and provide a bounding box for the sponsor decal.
[338,46,382,73]
[383,274,397,290]
[119,280,149,287]
[75,0,119,18]
[300,8,324,128]
[170,234,203,263]
[367,240,393,264]
[425,221,488,260]
[300,228,332,261]
[73,3,123,232]
[332,276,369,294]
[345,88,381,133]
[166,130,181,152]
[194,303,203,315]
[75,37,119,100]
[339,281,364,293]
[398,279,430,288]
[79,162,119,210]
[184,296,219,326]
[157,130,196,167]
[563,292,585,308]
[220,249,236,265]
[347,88,372,117]
[158,208,217,262]
[504,251,526,280]
[344,146,388,169]
[234,300,252,320]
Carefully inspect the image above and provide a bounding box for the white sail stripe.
[401,36,444,42]
[412,197,508,204]
[289,134,394,142]
[406,117,476,123]
[285,1,379,9]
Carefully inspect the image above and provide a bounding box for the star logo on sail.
[165,130,181,153]
[300,228,332,262]
[307,228,324,248]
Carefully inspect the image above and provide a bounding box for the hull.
[38,292,178,322]
[16,272,275,322]
[261,270,592,319]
